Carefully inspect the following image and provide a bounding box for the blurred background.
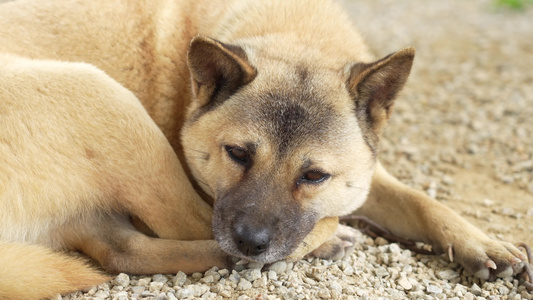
[343,0,533,246]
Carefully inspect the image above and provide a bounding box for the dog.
[0,0,526,298]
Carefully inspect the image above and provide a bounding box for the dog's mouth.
[213,232,297,263]
[212,202,317,263]
[213,218,301,263]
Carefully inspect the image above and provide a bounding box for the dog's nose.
[232,224,271,256]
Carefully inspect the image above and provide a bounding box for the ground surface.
[2,0,532,299]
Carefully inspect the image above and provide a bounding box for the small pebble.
[438,269,460,280]
[153,274,168,283]
[114,273,130,288]
[471,283,482,296]
[237,278,253,291]
[242,269,261,282]
[175,288,194,299]
[268,261,287,274]
[398,277,413,290]
[375,237,389,246]
[482,199,494,207]
[427,284,443,294]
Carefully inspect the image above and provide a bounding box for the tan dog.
[0,0,526,298]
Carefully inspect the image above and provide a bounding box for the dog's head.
[181,36,414,263]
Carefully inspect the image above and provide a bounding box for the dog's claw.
[511,257,522,265]
[447,244,454,263]
[485,259,497,270]
[434,238,530,282]
[517,243,533,291]
[341,241,354,248]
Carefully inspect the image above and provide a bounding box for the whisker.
[188,154,209,160]
[183,146,209,155]
[195,178,209,188]
[345,182,370,192]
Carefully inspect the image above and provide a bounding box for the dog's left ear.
[187,36,256,108]
[347,47,415,136]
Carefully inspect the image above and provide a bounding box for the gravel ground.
[59,234,533,300]
[3,0,532,298]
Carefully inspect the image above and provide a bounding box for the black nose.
[232,224,271,256]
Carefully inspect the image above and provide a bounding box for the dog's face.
[181,36,414,262]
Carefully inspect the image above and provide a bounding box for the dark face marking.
[347,62,380,156]
[207,42,252,109]
[212,170,318,262]
[255,92,336,157]
[353,101,379,157]
[296,65,309,82]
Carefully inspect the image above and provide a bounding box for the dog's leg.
[306,223,360,261]
[285,216,339,261]
[285,216,359,261]
[353,162,525,280]
[114,137,215,241]
[286,217,357,261]
[125,186,214,241]
[66,214,229,275]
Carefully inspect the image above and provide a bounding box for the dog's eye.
[300,170,330,185]
[225,146,250,166]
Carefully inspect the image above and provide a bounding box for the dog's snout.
[232,223,271,256]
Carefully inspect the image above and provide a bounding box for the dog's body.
[0,53,230,298]
[0,0,525,298]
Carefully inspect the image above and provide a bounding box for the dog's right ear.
[346,47,415,137]
[187,36,256,108]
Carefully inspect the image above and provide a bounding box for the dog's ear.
[347,47,415,136]
[187,36,256,108]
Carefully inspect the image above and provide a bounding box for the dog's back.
[0,0,375,150]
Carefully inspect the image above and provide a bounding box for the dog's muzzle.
[232,220,272,256]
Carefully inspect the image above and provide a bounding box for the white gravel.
[61,230,531,299]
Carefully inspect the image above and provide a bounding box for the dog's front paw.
[307,224,359,261]
[447,238,526,280]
